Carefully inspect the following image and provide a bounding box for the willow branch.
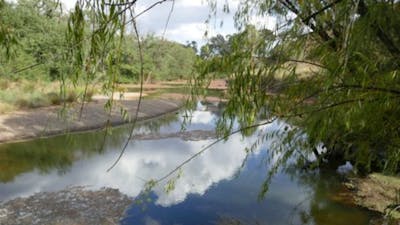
[12,62,44,74]
[134,0,171,19]
[303,0,343,24]
[104,0,138,6]
[155,118,277,182]
[285,59,326,69]
[335,84,400,95]
[107,16,144,172]
[277,0,335,48]
[161,0,175,39]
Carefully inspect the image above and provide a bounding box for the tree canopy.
[0,0,196,83]
[196,0,400,175]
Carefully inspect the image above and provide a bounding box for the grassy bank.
[0,79,94,114]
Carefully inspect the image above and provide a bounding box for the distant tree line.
[0,0,196,83]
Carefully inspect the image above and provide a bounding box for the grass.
[0,79,96,114]
[0,102,14,114]
[0,78,220,114]
[274,62,321,80]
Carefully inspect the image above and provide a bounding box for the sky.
[60,0,276,46]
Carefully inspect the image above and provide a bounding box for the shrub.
[65,91,77,103]
[46,92,61,105]
[22,82,36,93]
[28,96,49,108]
[15,98,30,108]
[0,79,10,89]
[15,96,49,109]
[83,89,94,102]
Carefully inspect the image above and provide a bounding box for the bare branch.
[12,62,44,74]
[104,0,138,6]
[134,0,171,19]
[285,59,326,69]
[161,0,175,39]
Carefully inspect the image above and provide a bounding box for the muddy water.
[0,102,380,224]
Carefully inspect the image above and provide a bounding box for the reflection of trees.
[0,113,179,183]
[134,112,178,134]
[284,167,376,225]
[211,167,377,225]
[200,100,225,116]
[0,130,118,182]
[215,216,251,225]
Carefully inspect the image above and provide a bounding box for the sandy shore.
[0,79,228,144]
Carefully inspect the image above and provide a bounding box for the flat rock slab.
[0,99,182,143]
[0,187,132,225]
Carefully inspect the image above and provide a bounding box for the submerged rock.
[0,187,132,225]
[133,129,217,141]
[336,161,353,175]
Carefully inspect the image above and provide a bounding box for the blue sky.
[60,0,276,45]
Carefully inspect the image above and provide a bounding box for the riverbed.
[0,101,384,225]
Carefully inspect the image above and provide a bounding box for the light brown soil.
[120,80,188,89]
[0,80,227,144]
[0,98,183,144]
[208,79,228,90]
[345,173,400,220]
[120,79,227,90]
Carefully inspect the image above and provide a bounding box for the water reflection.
[0,102,378,224]
[0,111,181,184]
[123,150,376,225]
[0,103,261,205]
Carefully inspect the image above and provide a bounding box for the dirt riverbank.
[0,98,183,144]
[0,80,228,144]
[344,173,400,221]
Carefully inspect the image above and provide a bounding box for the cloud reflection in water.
[0,107,277,207]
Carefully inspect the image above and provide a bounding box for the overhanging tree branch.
[277,0,336,48]
[336,84,400,95]
[285,59,326,69]
[358,0,400,58]
[303,0,343,24]
[155,117,277,182]
[107,16,145,172]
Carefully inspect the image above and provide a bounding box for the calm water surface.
[0,102,377,225]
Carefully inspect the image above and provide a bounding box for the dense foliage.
[0,0,196,82]
[120,35,196,83]
[196,0,400,175]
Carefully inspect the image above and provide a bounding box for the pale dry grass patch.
[274,62,321,80]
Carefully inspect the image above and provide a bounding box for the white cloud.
[58,0,277,45]
[0,105,286,207]
[59,0,76,10]
[0,131,264,206]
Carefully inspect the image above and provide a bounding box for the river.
[0,102,380,224]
